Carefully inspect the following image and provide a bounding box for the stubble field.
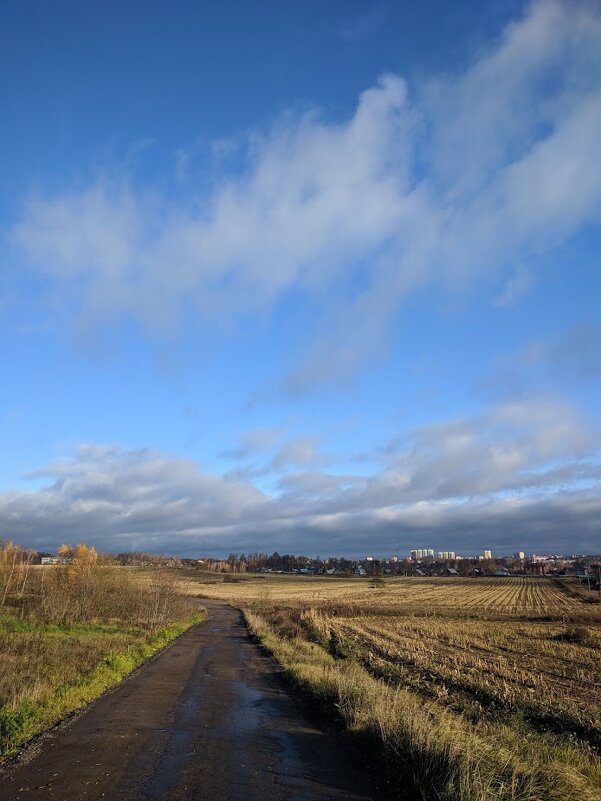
[181,572,601,801]
[184,573,598,617]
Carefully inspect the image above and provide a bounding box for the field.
[182,572,601,801]
[183,573,599,618]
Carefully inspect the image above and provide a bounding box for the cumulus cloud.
[223,430,330,480]
[373,398,599,503]
[10,1,601,388]
[4,445,268,554]
[1,396,598,556]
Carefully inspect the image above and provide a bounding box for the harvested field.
[183,573,599,620]
[180,571,601,801]
[313,613,601,746]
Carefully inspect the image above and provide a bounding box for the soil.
[0,602,377,801]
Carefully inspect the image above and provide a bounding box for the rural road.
[0,602,376,801]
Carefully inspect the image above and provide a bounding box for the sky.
[1,0,600,558]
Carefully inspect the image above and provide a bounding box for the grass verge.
[0,610,206,758]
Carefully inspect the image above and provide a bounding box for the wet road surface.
[0,603,376,801]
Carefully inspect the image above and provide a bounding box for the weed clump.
[554,625,597,647]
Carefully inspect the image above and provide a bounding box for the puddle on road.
[136,635,213,800]
[227,678,318,779]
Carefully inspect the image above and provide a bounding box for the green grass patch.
[0,611,205,758]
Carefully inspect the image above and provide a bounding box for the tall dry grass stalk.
[0,542,35,605]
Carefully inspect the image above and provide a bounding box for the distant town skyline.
[1,1,600,557]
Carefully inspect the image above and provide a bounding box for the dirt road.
[0,603,376,801]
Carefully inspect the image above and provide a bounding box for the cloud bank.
[11,1,601,388]
[2,397,598,556]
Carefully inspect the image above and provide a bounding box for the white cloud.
[270,436,326,469]
[1,396,598,555]
[10,1,601,388]
[377,397,599,502]
[13,73,409,333]
[425,0,601,194]
[222,430,330,480]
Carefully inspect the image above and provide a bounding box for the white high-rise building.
[411,548,434,561]
[514,551,525,560]
[483,549,492,559]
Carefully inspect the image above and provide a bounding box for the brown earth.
[0,602,377,801]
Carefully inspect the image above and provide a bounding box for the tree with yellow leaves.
[40,543,102,623]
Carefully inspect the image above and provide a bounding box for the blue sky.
[1,0,600,557]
